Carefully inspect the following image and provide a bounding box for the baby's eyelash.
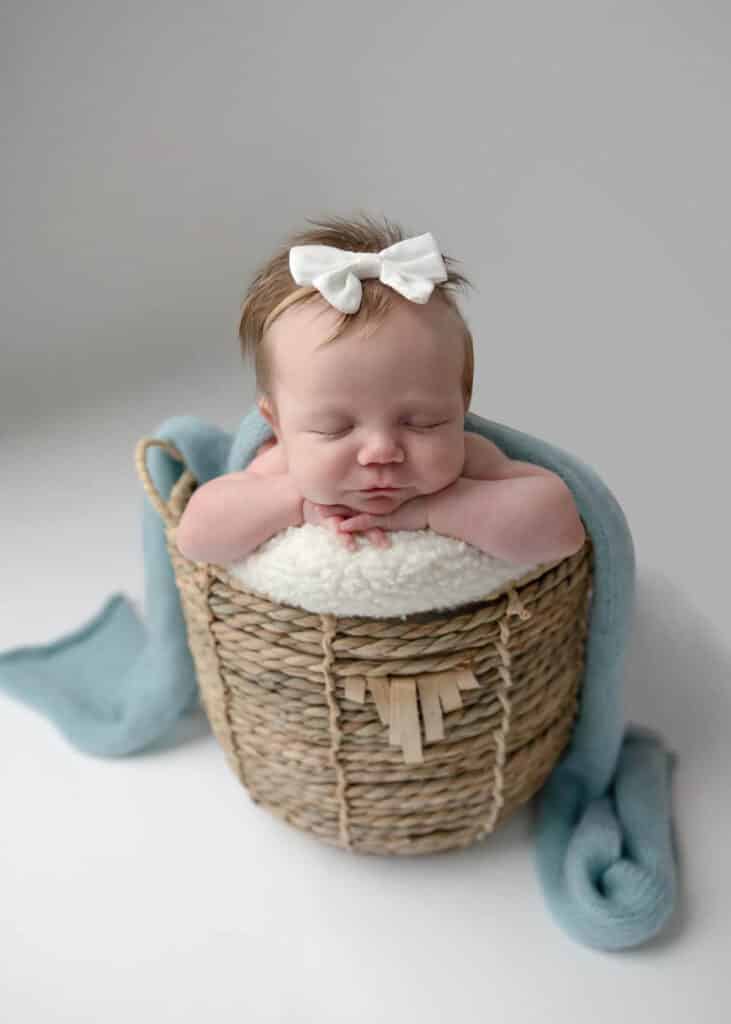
[403,420,451,430]
[312,421,448,438]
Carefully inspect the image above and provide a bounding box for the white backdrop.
[1,2,729,1021]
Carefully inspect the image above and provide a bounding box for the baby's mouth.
[358,489,403,501]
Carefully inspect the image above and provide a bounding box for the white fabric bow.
[288,232,448,314]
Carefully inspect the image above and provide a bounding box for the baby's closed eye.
[310,420,450,437]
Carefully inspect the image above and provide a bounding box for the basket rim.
[167,465,592,623]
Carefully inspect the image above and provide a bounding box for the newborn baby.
[176,218,585,566]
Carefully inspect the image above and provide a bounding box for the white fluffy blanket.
[228,526,541,618]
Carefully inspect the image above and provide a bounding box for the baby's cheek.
[427,436,465,477]
[291,451,341,503]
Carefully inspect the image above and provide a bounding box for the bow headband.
[288,232,448,315]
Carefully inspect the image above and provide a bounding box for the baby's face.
[259,293,467,514]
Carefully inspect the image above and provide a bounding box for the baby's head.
[239,215,474,514]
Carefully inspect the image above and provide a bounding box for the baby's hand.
[302,499,390,551]
[337,495,430,536]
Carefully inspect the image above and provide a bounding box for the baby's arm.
[175,462,303,564]
[336,433,585,562]
[427,433,586,563]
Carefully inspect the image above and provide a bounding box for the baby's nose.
[357,433,404,464]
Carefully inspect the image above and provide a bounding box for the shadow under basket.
[137,438,594,856]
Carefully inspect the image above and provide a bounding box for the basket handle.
[134,437,187,528]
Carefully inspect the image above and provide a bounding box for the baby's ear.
[257,395,278,434]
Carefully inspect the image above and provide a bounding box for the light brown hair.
[238,213,474,410]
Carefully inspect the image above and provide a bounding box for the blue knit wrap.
[0,407,678,951]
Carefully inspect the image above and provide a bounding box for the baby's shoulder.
[462,431,553,481]
[247,438,287,477]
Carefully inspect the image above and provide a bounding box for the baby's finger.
[318,504,356,518]
[337,530,357,551]
[366,528,390,549]
[338,515,377,533]
[324,516,356,550]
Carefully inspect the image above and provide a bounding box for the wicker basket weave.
[136,438,593,856]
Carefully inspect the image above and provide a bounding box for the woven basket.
[136,438,593,856]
